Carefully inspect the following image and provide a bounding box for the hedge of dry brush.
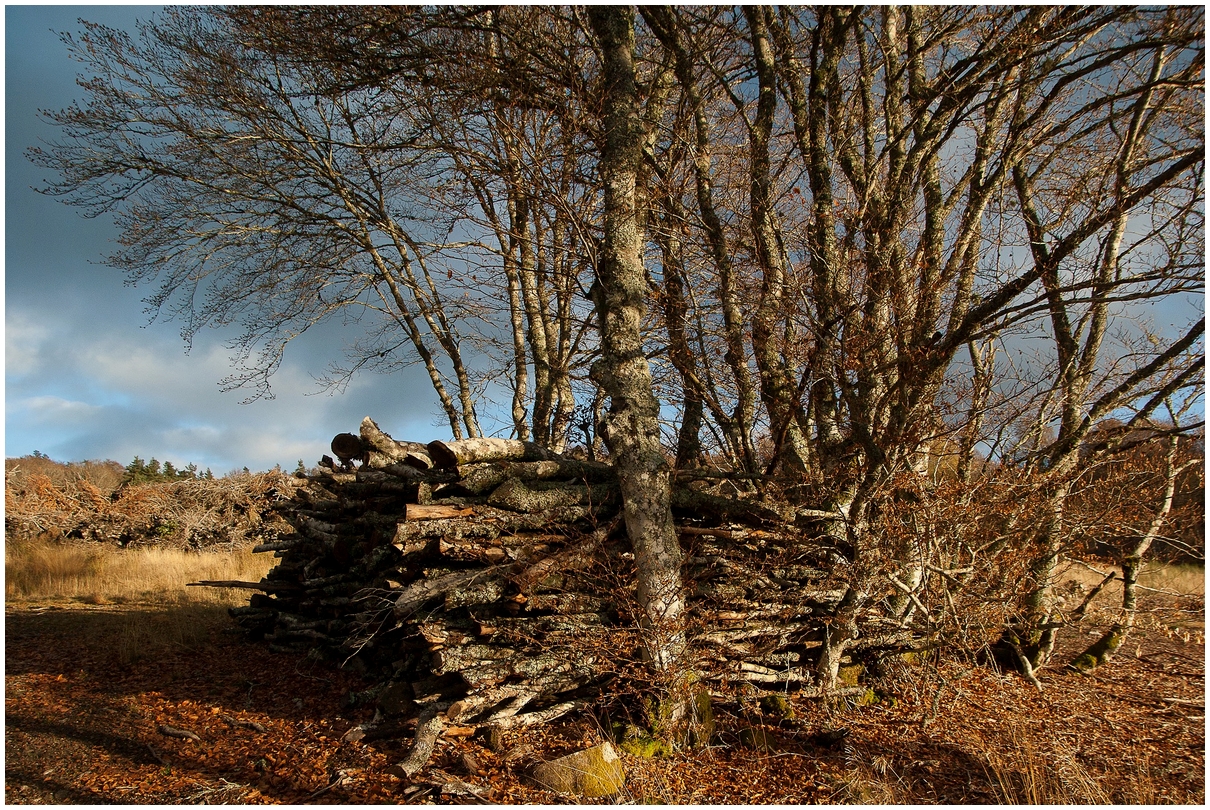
[5,461,295,550]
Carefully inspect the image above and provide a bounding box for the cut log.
[357,467,422,484]
[670,489,785,525]
[394,568,504,618]
[404,451,434,470]
[487,477,618,513]
[253,538,303,554]
[433,644,518,675]
[406,504,476,521]
[456,459,615,495]
[391,707,446,777]
[512,523,614,592]
[492,701,578,729]
[444,576,508,610]
[437,535,508,564]
[331,433,365,464]
[732,662,814,683]
[427,438,560,469]
[393,519,503,552]
[189,580,269,591]
[360,417,432,467]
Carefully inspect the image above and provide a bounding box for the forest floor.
[4,574,1205,804]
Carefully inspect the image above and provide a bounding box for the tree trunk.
[642,5,759,474]
[815,585,862,690]
[744,5,812,479]
[1017,480,1070,669]
[587,6,686,675]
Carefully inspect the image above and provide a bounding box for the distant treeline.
[6,452,218,494]
[122,456,215,485]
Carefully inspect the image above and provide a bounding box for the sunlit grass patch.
[5,539,273,606]
[1138,562,1205,597]
[981,724,1110,804]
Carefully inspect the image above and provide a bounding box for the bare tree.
[29,12,488,438]
[32,5,1203,695]
[633,5,1203,685]
[1069,395,1204,674]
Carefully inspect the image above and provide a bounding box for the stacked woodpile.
[208,417,854,759]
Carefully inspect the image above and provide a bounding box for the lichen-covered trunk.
[1071,436,1183,674]
[1018,481,1070,669]
[587,6,685,673]
[815,585,862,690]
[1069,558,1140,675]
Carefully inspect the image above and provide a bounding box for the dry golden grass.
[6,540,277,666]
[979,723,1173,804]
[1138,562,1206,596]
[1060,558,1205,603]
[4,538,274,607]
[981,724,1111,803]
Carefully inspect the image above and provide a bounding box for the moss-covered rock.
[530,742,625,798]
[739,726,776,752]
[759,694,795,719]
[837,663,864,687]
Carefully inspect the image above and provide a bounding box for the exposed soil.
[5,595,1204,804]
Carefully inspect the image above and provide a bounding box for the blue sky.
[4,5,459,473]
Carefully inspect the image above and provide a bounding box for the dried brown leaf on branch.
[5,469,297,550]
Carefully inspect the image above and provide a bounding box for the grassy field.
[1139,562,1207,596]
[5,539,274,607]
[5,541,275,668]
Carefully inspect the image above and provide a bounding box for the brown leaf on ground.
[4,597,1204,804]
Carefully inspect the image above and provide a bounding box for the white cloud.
[11,395,104,422]
[5,300,458,470]
[4,312,53,377]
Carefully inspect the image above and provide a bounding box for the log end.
[427,440,459,469]
[332,433,365,463]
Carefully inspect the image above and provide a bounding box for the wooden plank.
[187,580,264,590]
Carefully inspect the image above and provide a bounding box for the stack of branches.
[4,468,107,541]
[209,418,857,761]
[4,468,297,550]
